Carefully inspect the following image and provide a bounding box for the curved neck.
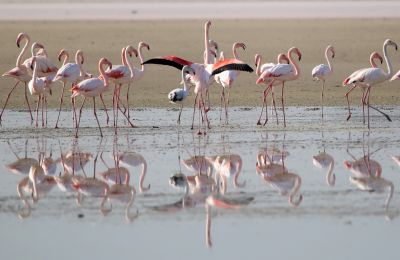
[138,44,146,72]
[204,23,211,64]
[383,43,394,76]
[16,36,30,67]
[99,60,109,87]
[139,160,150,192]
[289,176,302,206]
[325,161,335,186]
[325,48,333,73]
[182,69,190,91]
[232,44,240,59]
[121,47,127,66]
[125,48,135,77]
[76,52,85,76]
[32,60,38,81]
[370,55,378,68]
[255,55,262,76]
[288,49,300,78]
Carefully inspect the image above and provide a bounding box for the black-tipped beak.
[30,63,34,70]
[298,56,302,61]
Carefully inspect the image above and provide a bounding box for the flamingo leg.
[191,93,198,130]
[219,87,224,122]
[126,84,131,119]
[203,93,211,129]
[41,95,45,127]
[361,88,367,124]
[177,103,183,125]
[321,80,325,119]
[281,81,286,127]
[24,83,34,122]
[225,87,230,125]
[75,96,87,137]
[34,95,41,128]
[345,85,357,121]
[93,97,103,137]
[366,86,371,129]
[55,82,65,128]
[257,84,269,125]
[271,86,278,125]
[0,81,20,123]
[115,86,135,127]
[99,94,109,126]
[263,85,273,126]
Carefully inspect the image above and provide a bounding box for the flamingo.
[143,21,253,133]
[127,41,150,119]
[255,53,290,125]
[105,46,137,132]
[1,32,34,123]
[214,42,246,124]
[343,39,397,128]
[28,56,52,127]
[72,57,113,138]
[312,152,335,186]
[53,49,91,128]
[22,42,58,78]
[311,45,335,118]
[344,51,384,123]
[256,47,302,127]
[168,65,196,125]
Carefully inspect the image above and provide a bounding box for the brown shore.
[1,19,399,109]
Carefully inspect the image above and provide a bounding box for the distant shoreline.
[0,1,399,20]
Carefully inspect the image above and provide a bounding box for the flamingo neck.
[370,55,378,68]
[204,23,211,64]
[325,161,335,186]
[255,55,262,76]
[138,44,146,72]
[121,47,127,66]
[16,36,30,67]
[76,52,86,77]
[325,48,333,73]
[125,48,135,78]
[385,182,394,214]
[32,60,38,82]
[383,42,394,77]
[289,175,302,206]
[232,44,240,59]
[182,69,190,92]
[288,49,300,79]
[139,161,148,192]
[99,60,109,87]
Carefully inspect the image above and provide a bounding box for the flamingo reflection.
[6,140,39,175]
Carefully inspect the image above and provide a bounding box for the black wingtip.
[211,63,254,76]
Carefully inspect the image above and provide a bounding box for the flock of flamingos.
[1,21,400,136]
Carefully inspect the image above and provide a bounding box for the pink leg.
[225,87,230,125]
[177,103,183,125]
[263,86,273,126]
[321,80,325,119]
[93,97,103,137]
[99,94,109,126]
[0,81,19,122]
[257,85,269,125]
[281,82,286,127]
[219,87,224,122]
[345,85,357,121]
[365,86,371,129]
[126,84,131,119]
[55,82,65,128]
[271,87,278,125]
[191,93,198,130]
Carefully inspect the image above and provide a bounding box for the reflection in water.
[345,133,394,218]
[6,140,39,175]
[256,133,303,207]
[312,130,335,186]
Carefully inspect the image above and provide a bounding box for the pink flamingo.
[127,42,150,119]
[256,47,302,127]
[168,65,196,124]
[1,32,34,123]
[214,42,246,124]
[344,52,383,123]
[311,45,335,118]
[343,39,397,128]
[28,56,52,127]
[105,46,137,132]
[143,21,253,133]
[255,53,290,125]
[53,49,91,128]
[72,57,113,138]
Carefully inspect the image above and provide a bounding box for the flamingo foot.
[346,113,352,121]
[257,120,262,125]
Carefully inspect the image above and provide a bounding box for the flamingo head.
[183,65,195,76]
[205,20,211,29]
[30,56,37,70]
[327,45,335,58]
[234,42,246,51]
[76,50,84,64]
[101,58,112,69]
[209,49,217,58]
[384,39,398,51]
[254,54,261,67]
[209,39,219,52]
[139,42,150,51]
[16,32,29,48]
[58,49,68,62]
[343,160,353,170]
[371,52,383,64]
[256,76,266,85]
[126,45,138,57]
[278,53,290,64]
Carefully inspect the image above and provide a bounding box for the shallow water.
[0,106,400,260]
